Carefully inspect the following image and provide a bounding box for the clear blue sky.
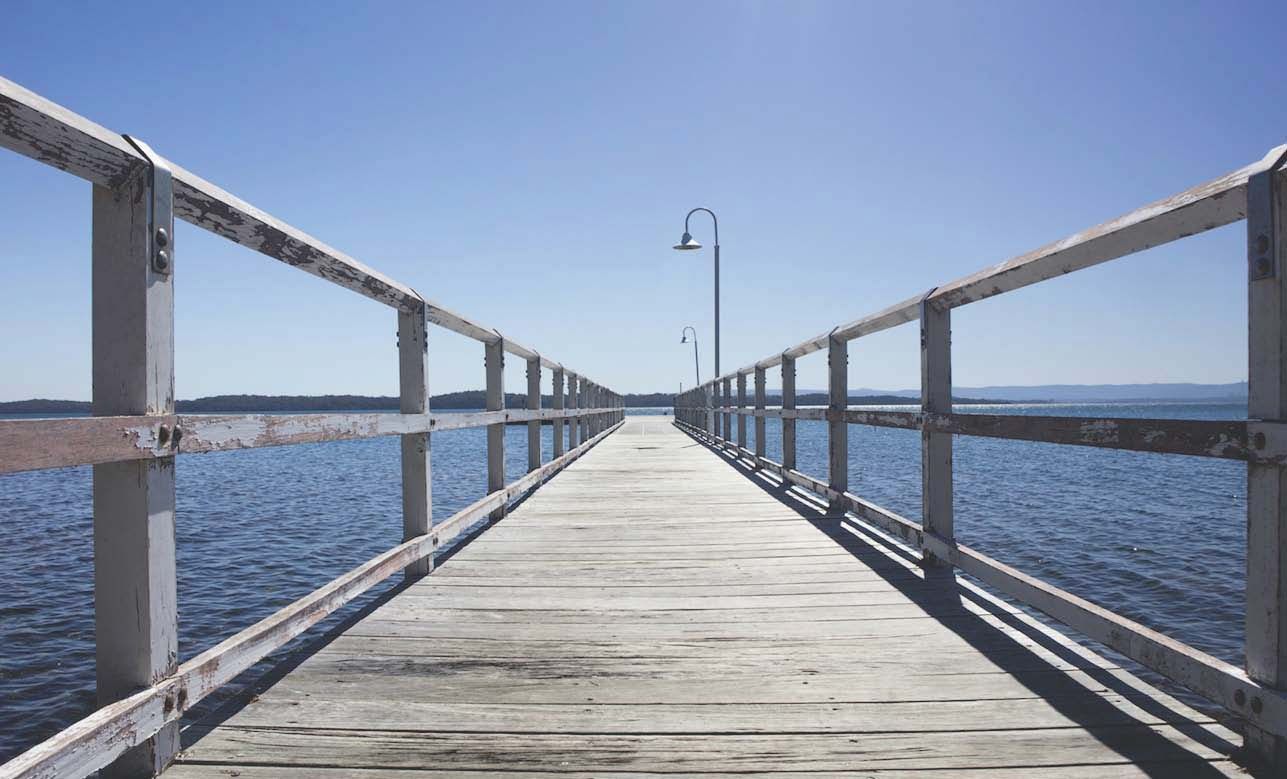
[1,0,1283,399]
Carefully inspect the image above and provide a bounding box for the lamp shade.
[673,232,702,251]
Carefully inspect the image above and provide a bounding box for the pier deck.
[169,417,1240,777]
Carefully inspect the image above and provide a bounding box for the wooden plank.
[398,304,432,578]
[551,368,565,458]
[722,377,732,445]
[920,296,952,567]
[165,764,1240,779]
[930,413,1250,459]
[754,366,766,459]
[827,333,847,511]
[0,415,174,473]
[526,357,541,472]
[0,420,623,779]
[578,378,589,447]
[736,373,747,449]
[781,355,796,470]
[213,694,1216,734]
[485,339,505,521]
[90,162,178,778]
[145,419,1237,779]
[1246,157,1287,769]
[0,408,646,475]
[567,375,579,449]
[176,727,1235,773]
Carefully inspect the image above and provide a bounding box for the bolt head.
[154,250,170,271]
[155,227,169,248]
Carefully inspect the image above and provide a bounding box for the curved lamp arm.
[685,207,719,245]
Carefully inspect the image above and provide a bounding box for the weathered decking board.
[168,417,1242,777]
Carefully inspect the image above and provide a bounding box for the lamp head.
[673,232,702,251]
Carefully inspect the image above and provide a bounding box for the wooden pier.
[162,416,1238,777]
[2,75,1287,778]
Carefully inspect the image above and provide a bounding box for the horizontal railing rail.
[0,75,624,779]
[675,142,1287,771]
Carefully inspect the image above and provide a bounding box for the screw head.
[1253,696,1264,714]
[1256,432,1268,450]
[155,227,169,248]
[1236,689,1247,706]
[154,250,170,271]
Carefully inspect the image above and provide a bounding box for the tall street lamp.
[681,326,700,387]
[673,207,719,377]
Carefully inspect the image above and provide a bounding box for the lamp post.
[680,326,700,387]
[673,208,719,377]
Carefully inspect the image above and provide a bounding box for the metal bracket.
[122,135,174,276]
[1248,148,1287,281]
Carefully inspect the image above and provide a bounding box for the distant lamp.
[673,232,702,251]
[670,208,719,376]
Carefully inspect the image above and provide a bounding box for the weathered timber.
[91,159,179,777]
[0,421,622,779]
[161,418,1239,779]
[677,419,1287,744]
[398,304,432,578]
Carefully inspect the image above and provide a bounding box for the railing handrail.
[688,142,1287,388]
[0,76,583,377]
[674,143,1287,772]
[0,74,625,779]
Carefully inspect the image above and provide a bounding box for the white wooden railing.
[0,76,624,779]
[675,143,1287,772]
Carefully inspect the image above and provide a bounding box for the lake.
[0,403,1247,760]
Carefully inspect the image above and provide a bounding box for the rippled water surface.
[0,403,1247,760]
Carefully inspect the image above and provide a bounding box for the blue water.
[0,403,1246,760]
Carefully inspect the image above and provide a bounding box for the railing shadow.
[680,425,1242,778]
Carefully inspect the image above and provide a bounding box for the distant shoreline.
[0,392,1247,415]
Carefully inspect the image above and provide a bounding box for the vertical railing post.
[713,382,722,438]
[827,332,848,513]
[722,378,732,446]
[592,384,601,436]
[1246,159,1287,770]
[92,146,179,777]
[398,302,432,578]
[710,386,720,435]
[486,339,505,520]
[782,354,796,471]
[920,295,954,567]
[736,373,747,451]
[568,374,579,450]
[526,358,541,472]
[552,368,565,458]
[580,379,590,443]
[754,366,766,461]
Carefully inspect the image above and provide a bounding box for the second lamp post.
[673,207,719,378]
